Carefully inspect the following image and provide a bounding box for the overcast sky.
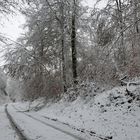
[0,13,25,41]
[82,0,95,7]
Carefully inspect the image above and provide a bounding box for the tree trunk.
[134,0,139,33]
[61,1,67,92]
[71,0,78,84]
[116,0,126,68]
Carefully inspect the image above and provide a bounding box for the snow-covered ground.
[1,82,140,140]
[36,85,140,140]
[0,106,18,140]
[13,83,140,140]
[7,104,90,140]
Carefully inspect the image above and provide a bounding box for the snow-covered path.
[6,104,88,140]
[0,106,19,140]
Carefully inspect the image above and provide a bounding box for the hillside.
[14,82,140,140]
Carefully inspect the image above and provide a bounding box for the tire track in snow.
[5,105,30,140]
[12,105,86,140]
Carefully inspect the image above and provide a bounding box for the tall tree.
[60,1,67,92]
[71,0,78,84]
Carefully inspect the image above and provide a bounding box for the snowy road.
[0,106,19,140]
[4,104,87,140]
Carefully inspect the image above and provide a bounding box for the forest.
[0,1,140,140]
[0,0,140,99]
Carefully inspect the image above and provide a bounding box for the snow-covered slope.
[0,91,9,105]
[36,84,140,140]
[13,82,140,140]
[0,69,8,105]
